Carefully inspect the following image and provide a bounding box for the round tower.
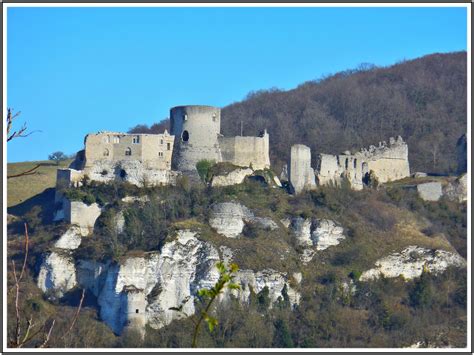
[170,105,222,175]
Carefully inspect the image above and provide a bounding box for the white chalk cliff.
[359,245,466,281]
[37,229,299,335]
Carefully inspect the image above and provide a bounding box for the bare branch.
[12,260,21,347]
[7,164,42,179]
[60,289,85,341]
[39,320,55,348]
[18,317,33,348]
[18,223,29,282]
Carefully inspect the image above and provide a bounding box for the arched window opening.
[132,136,140,144]
[182,130,189,142]
[345,158,349,169]
[135,309,139,314]
[354,159,357,168]
[103,148,109,157]
[125,147,132,156]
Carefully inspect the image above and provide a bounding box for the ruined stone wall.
[314,136,409,189]
[218,131,270,170]
[84,132,173,170]
[289,144,316,194]
[315,153,366,190]
[63,199,102,234]
[354,136,410,183]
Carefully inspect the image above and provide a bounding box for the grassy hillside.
[6,177,466,348]
[7,159,72,208]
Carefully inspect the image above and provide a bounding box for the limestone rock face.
[76,259,110,297]
[209,202,278,238]
[37,229,300,335]
[97,254,162,334]
[417,182,443,202]
[84,159,179,187]
[54,226,85,250]
[290,217,313,247]
[359,246,466,281]
[121,195,150,204]
[225,269,300,309]
[443,174,467,203]
[37,252,77,298]
[209,202,253,238]
[146,230,221,330]
[210,167,254,187]
[289,217,346,263]
[311,219,346,251]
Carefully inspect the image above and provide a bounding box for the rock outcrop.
[443,174,467,203]
[359,246,466,281]
[37,252,77,298]
[289,217,346,262]
[210,167,254,187]
[312,219,346,251]
[54,226,85,250]
[226,269,300,308]
[209,202,278,238]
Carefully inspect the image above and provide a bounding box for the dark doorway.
[182,130,189,142]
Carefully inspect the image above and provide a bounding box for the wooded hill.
[129,51,467,175]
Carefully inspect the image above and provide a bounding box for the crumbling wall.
[354,136,410,183]
[63,199,102,234]
[314,136,409,189]
[218,131,270,170]
[315,154,366,190]
[84,132,174,171]
[288,144,316,194]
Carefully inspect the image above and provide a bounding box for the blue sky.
[6,6,467,162]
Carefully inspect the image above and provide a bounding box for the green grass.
[7,159,73,208]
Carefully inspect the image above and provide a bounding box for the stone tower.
[289,144,316,194]
[170,105,222,176]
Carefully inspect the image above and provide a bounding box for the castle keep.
[170,105,270,177]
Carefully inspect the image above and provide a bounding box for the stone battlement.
[355,136,408,161]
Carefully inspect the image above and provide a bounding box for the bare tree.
[9,223,85,348]
[6,108,42,179]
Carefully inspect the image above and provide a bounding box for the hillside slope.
[7,160,73,208]
[221,52,467,174]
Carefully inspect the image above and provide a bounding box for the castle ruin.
[57,105,270,189]
[56,104,411,200]
[287,136,410,193]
